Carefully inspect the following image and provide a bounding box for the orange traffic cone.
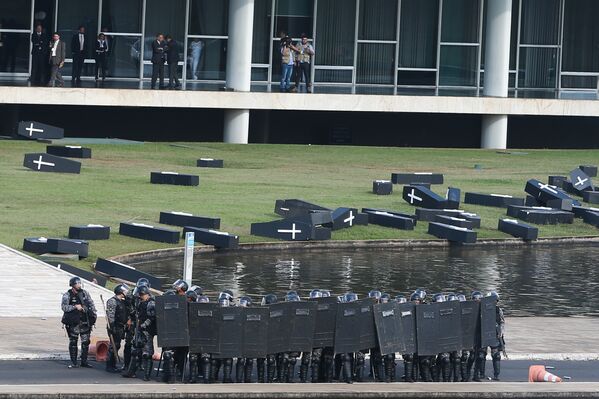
[528,365,562,383]
[89,337,110,362]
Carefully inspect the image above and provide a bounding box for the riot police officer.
[259,293,278,383]
[432,293,451,382]
[304,289,322,383]
[105,283,129,372]
[61,277,97,368]
[236,296,253,383]
[122,285,156,381]
[379,293,396,382]
[486,291,505,381]
[367,290,385,382]
[124,278,150,370]
[210,291,235,383]
[281,291,301,383]
[189,295,212,383]
[161,279,189,383]
[470,290,485,382]
[446,293,461,382]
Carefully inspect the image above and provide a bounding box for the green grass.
[1,141,598,273]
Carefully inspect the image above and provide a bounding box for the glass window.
[561,75,597,89]
[144,0,185,60]
[275,0,313,37]
[399,0,439,68]
[252,0,271,64]
[189,0,229,36]
[315,0,356,66]
[520,0,560,45]
[441,0,479,43]
[0,32,30,73]
[397,70,436,86]
[439,45,478,86]
[358,0,397,41]
[105,35,141,78]
[0,0,32,30]
[518,47,557,88]
[34,0,56,36]
[101,0,142,33]
[562,0,599,72]
[251,67,268,81]
[186,38,227,80]
[357,43,395,84]
[57,0,99,59]
[314,69,353,83]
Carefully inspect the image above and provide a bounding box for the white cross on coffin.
[132,223,154,228]
[86,224,105,228]
[33,155,55,170]
[26,123,43,137]
[66,146,82,149]
[374,211,393,217]
[503,219,519,224]
[200,158,214,161]
[161,172,179,175]
[538,183,558,194]
[407,189,423,204]
[490,194,513,198]
[172,211,193,216]
[343,211,355,226]
[575,176,589,187]
[277,223,302,240]
[208,229,230,236]
[414,172,433,175]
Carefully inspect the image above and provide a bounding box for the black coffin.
[23,237,50,254]
[159,211,221,229]
[582,211,599,227]
[428,222,477,244]
[458,212,481,228]
[434,215,474,229]
[498,218,538,240]
[46,145,92,158]
[507,205,552,218]
[17,121,64,140]
[402,185,451,209]
[546,198,573,211]
[251,219,331,241]
[572,205,599,218]
[548,176,567,187]
[150,171,199,186]
[464,192,524,208]
[183,226,239,249]
[68,224,110,240]
[372,180,393,195]
[23,153,81,174]
[516,209,574,225]
[579,165,598,178]
[569,168,593,192]
[95,258,164,288]
[583,190,599,204]
[196,158,224,168]
[46,238,89,258]
[525,195,541,207]
[445,187,461,209]
[288,210,333,226]
[274,199,331,218]
[415,208,465,222]
[391,173,443,185]
[48,261,107,287]
[525,179,579,206]
[326,207,368,230]
[119,222,180,243]
[362,209,415,230]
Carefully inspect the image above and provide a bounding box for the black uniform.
[30,31,48,86]
[166,39,180,88]
[94,39,109,80]
[151,39,166,89]
[71,31,88,82]
[61,288,97,367]
[123,296,156,380]
[105,294,128,372]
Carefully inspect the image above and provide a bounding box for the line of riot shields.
[155,295,499,381]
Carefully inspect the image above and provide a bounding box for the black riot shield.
[397,302,417,354]
[155,295,189,348]
[188,303,219,354]
[416,303,440,355]
[480,296,500,348]
[309,297,338,348]
[242,307,269,358]
[357,298,378,351]
[289,301,318,353]
[267,302,292,354]
[334,301,361,354]
[437,301,461,353]
[460,300,480,350]
[374,302,403,355]
[213,307,244,359]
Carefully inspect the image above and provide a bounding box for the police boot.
[106,348,118,372]
[492,357,500,381]
[201,356,211,384]
[244,359,253,383]
[257,359,266,383]
[122,351,138,378]
[223,359,233,383]
[442,361,451,382]
[80,340,91,368]
[404,360,413,382]
[123,342,132,369]
[334,354,342,381]
[286,357,296,383]
[277,354,287,383]
[323,356,334,383]
[452,358,460,382]
[480,355,487,379]
[299,363,309,383]
[342,355,353,384]
[310,360,319,383]
[235,358,244,383]
[68,341,78,368]
[189,355,198,383]
[143,357,153,381]
[210,359,220,383]
[267,359,276,383]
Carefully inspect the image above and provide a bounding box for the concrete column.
[223,0,254,144]
[481,0,512,149]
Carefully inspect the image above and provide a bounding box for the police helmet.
[309,289,323,299]
[198,295,210,303]
[223,289,234,299]
[219,291,234,302]
[368,290,382,300]
[337,295,346,303]
[380,293,391,303]
[417,289,427,300]
[486,291,500,301]
[432,293,446,303]
[186,290,198,302]
[239,296,252,307]
[136,278,150,288]
[410,291,421,302]
[446,293,459,302]
[172,279,189,293]
[344,292,358,303]
[189,285,203,295]
[471,291,483,301]
[321,290,331,298]
[286,292,301,302]
[114,283,129,296]
[395,295,407,304]
[457,294,467,302]
[69,277,82,288]
[261,293,278,306]
[137,285,150,296]
[219,297,230,307]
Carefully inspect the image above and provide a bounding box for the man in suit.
[71,25,87,84]
[94,33,109,81]
[48,32,66,87]
[151,33,166,89]
[165,35,180,89]
[30,24,49,86]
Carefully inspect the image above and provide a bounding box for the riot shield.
[155,295,189,348]
[357,298,377,351]
[334,301,362,353]
[416,303,440,355]
[188,303,219,354]
[213,307,244,359]
[289,301,318,353]
[267,302,292,354]
[460,300,480,350]
[374,302,403,355]
[309,297,338,348]
[242,307,269,358]
[397,302,417,354]
[480,296,500,348]
[437,301,461,353]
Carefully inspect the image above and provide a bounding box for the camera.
[281,36,292,47]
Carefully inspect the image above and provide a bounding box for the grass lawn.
[1,140,597,273]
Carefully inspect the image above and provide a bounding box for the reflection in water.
[132,243,599,317]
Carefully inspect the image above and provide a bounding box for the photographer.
[279,32,299,93]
